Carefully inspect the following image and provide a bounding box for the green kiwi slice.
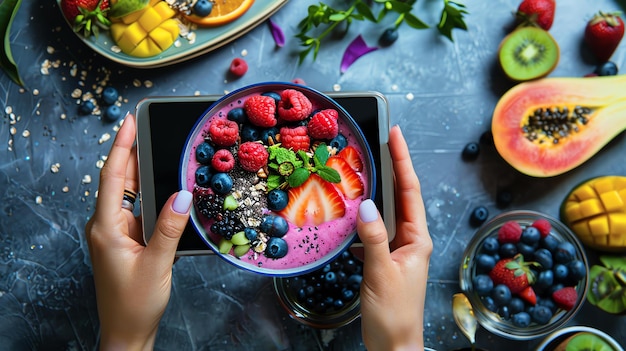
[587,256,626,314]
[565,332,616,351]
[498,26,560,81]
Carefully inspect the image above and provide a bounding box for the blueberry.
[227,107,247,124]
[508,297,525,315]
[195,165,213,186]
[535,270,554,292]
[472,274,494,296]
[260,215,289,237]
[379,27,399,46]
[480,130,494,146]
[595,61,619,76]
[210,173,233,194]
[547,283,565,296]
[261,91,281,103]
[243,227,258,241]
[482,296,498,312]
[476,254,496,272]
[554,242,577,264]
[531,305,553,325]
[537,297,557,313]
[329,134,348,151]
[104,105,122,122]
[333,299,345,309]
[498,305,511,320]
[267,189,289,211]
[499,242,518,258]
[553,264,569,282]
[346,274,363,291]
[521,227,541,245]
[481,237,499,255]
[260,127,280,144]
[469,206,489,227]
[102,86,119,105]
[240,124,260,142]
[462,142,480,161]
[534,248,553,270]
[195,142,215,164]
[512,312,531,327]
[193,0,213,17]
[265,237,288,258]
[492,284,512,306]
[324,271,337,285]
[567,260,587,282]
[516,242,536,260]
[540,234,559,251]
[344,259,360,274]
[495,189,513,208]
[80,100,95,115]
[341,288,356,302]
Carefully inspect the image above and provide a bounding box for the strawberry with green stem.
[489,254,539,294]
[60,0,111,38]
[516,0,555,30]
[585,11,625,63]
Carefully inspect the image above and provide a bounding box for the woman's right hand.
[356,125,433,351]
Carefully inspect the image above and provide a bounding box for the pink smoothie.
[184,88,371,271]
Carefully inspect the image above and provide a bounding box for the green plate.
[57,0,288,68]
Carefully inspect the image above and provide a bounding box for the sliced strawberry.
[326,156,365,200]
[518,286,537,306]
[338,146,363,172]
[552,287,578,311]
[278,174,345,227]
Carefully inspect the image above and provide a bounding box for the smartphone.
[136,92,395,256]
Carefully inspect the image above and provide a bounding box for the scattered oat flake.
[144,80,153,88]
[96,160,105,169]
[71,89,82,98]
[99,133,111,144]
[47,46,55,54]
[32,89,39,96]
[392,84,398,91]
[10,127,16,135]
[51,163,61,173]
[82,174,92,184]
[22,130,30,138]
[405,92,414,101]
[241,49,248,56]
[60,113,67,120]
[62,186,69,193]
[5,106,12,114]
[111,46,121,53]
[35,196,43,204]
[133,79,141,87]
[333,84,341,91]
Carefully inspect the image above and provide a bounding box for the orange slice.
[184,0,255,27]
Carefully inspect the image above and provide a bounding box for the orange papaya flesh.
[492,75,626,177]
[560,175,626,252]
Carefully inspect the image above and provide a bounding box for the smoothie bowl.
[180,82,375,277]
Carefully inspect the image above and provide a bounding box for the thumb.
[357,199,391,268]
[146,190,192,260]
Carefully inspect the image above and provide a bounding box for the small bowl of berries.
[459,210,589,340]
[180,82,375,277]
[273,248,363,328]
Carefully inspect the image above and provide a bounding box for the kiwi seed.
[498,26,560,81]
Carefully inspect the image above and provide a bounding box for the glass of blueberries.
[459,211,589,340]
[273,249,363,328]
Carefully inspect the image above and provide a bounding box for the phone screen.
[144,94,388,253]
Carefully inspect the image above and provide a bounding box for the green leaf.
[0,0,24,87]
[314,143,330,165]
[316,166,341,183]
[288,167,311,188]
[267,174,282,191]
[329,13,348,21]
[109,0,149,19]
[438,0,469,42]
[355,1,377,22]
[388,1,413,13]
[404,13,429,29]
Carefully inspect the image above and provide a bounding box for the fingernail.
[172,190,192,214]
[359,199,379,223]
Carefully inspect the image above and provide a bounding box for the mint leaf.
[267,174,282,191]
[438,0,468,41]
[288,168,311,188]
[314,143,330,165]
[317,166,341,183]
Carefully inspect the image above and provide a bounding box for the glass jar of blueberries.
[273,249,363,329]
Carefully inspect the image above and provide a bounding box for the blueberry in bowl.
[459,210,589,340]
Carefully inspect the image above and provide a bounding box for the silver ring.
[122,198,135,211]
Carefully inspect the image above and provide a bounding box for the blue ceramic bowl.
[180,82,375,277]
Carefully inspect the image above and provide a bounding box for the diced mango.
[609,213,626,235]
[600,190,624,212]
[588,216,610,237]
[609,234,624,246]
[138,7,163,33]
[564,202,583,222]
[579,198,604,218]
[153,0,176,19]
[571,221,591,238]
[573,185,597,201]
[594,177,616,193]
[149,27,174,50]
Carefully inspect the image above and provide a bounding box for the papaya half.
[561,175,626,252]
[492,75,626,177]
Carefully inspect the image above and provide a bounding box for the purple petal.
[340,35,378,73]
[268,18,285,47]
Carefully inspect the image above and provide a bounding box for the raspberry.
[229,58,248,77]
[211,149,235,172]
[280,126,310,151]
[497,220,523,244]
[307,109,339,140]
[209,118,239,147]
[244,95,277,128]
[531,218,552,238]
[552,287,578,310]
[278,89,312,122]
[238,141,269,172]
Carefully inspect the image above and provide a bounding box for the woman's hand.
[357,125,433,351]
[85,114,192,351]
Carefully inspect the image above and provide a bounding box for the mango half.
[561,176,626,252]
[492,75,626,177]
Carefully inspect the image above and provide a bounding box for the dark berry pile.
[470,218,586,328]
[284,250,363,314]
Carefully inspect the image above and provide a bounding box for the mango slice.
[561,176,626,252]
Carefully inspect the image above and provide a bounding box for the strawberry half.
[338,146,364,172]
[60,0,111,38]
[584,11,625,62]
[516,0,555,30]
[518,286,537,305]
[326,156,365,200]
[278,174,345,227]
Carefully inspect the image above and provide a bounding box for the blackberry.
[211,211,244,239]
[196,193,225,220]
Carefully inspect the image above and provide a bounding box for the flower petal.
[340,35,378,73]
[268,18,285,47]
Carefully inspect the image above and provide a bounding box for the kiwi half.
[558,332,616,351]
[587,256,626,314]
[498,26,560,81]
